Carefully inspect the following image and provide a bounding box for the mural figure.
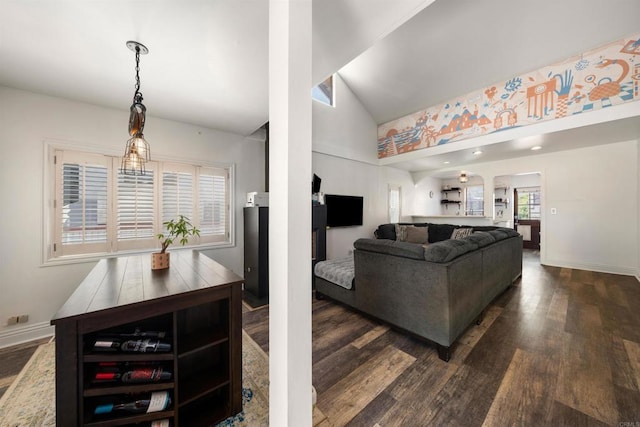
[494,103,518,130]
[589,58,629,101]
[553,69,574,118]
[527,79,556,119]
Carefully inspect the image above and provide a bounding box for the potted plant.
[152,215,200,269]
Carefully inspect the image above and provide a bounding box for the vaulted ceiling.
[1,0,638,171]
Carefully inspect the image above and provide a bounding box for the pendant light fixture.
[121,41,151,175]
[459,172,468,183]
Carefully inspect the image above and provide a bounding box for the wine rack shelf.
[51,250,243,427]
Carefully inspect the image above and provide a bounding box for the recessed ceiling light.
[531,146,542,151]
[443,161,450,164]
[473,150,482,155]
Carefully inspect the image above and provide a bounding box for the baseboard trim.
[0,321,54,349]
[542,258,637,277]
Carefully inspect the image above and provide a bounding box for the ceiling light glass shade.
[121,133,150,175]
[459,173,468,183]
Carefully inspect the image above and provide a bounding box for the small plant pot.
[151,252,170,270]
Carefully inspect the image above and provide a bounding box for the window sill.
[41,242,235,267]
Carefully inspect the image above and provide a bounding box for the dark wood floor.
[243,250,640,426]
[3,251,638,425]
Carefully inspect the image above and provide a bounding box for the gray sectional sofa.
[314,223,523,361]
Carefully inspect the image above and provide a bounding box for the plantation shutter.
[54,150,110,256]
[198,167,229,243]
[161,164,195,233]
[116,162,156,250]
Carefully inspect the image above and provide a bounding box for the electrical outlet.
[18,314,29,324]
[7,316,19,325]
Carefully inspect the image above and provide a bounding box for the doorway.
[513,187,541,250]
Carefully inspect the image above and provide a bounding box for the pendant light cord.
[133,47,143,105]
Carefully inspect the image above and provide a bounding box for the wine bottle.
[144,419,171,427]
[121,367,172,383]
[93,371,121,383]
[121,328,167,339]
[120,338,171,353]
[94,391,171,415]
[92,338,121,352]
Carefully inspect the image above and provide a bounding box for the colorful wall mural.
[377,33,640,159]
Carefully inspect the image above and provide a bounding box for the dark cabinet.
[312,204,327,281]
[50,251,243,427]
[243,205,327,300]
[243,207,269,303]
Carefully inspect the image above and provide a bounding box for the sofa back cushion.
[375,223,397,240]
[467,231,496,247]
[423,239,478,263]
[354,238,425,260]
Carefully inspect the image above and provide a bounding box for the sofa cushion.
[487,229,510,241]
[498,227,519,237]
[405,226,429,244]
[423,239,478,263]
[466,231,496,247]
[375,223,396,240]
[451,227,473,239]
[354,238,425,260]
[395,224,412,241]
[428,224,457,243]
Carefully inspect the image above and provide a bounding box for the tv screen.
[325,194,363,227]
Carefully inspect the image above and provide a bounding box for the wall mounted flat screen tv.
[325,194,363,227]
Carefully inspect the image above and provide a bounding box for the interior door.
[514,188,541,250]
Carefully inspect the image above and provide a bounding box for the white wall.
[313,153,415,258]
[312,73,415,258]
[0,86,264,346]
[434,141,638,275]
[411,175,441,216]
[313,73,379,164]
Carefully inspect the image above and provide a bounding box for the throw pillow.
[405,225,429,244]
[395,224,411,241]
[450,227,473,240]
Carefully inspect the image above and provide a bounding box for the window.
[465,185,484,216]
[50,148,232,260]
[312,74,334,106]
[517,187,541,219]
[388,184,401,223]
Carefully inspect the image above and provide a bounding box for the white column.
[269,0,313,426]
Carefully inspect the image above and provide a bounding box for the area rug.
[0,331,269,427]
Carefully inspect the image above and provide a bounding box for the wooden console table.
[51,250,243,426]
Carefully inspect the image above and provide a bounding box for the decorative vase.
[151,252,170,270]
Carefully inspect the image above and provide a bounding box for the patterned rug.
[0,331,269,427]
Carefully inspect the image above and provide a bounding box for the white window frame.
[312,74,335,107]
[43,140,235,265]
[388,184,401,223]
[464,185,484,216]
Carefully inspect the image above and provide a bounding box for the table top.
[51,250,243,323]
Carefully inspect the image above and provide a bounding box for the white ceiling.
[0,0,430,136]
[1,0,639,169]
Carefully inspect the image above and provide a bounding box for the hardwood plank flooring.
[4,250,640,425]
[242,249,640,425]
